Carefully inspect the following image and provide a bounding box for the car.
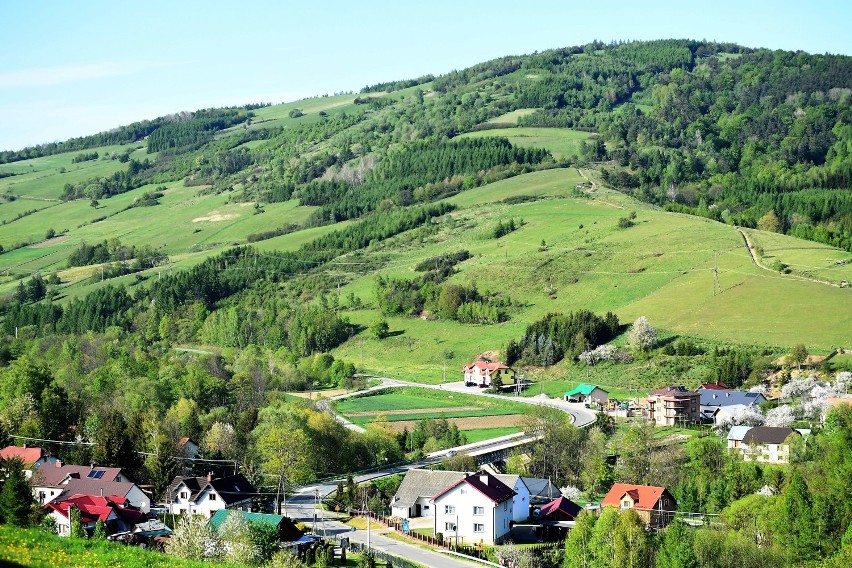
[447,450,457,457]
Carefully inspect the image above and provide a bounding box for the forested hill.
[4,39,851,250]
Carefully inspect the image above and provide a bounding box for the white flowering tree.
[578,344,619,365]
[166,514,221,561]
[560,485,582,500]
[218,511,262,565]
[765,405,797,427]
[781,376,818,400]
[749,384,769,396]
[835,371,852,393]
[628,317,657,352]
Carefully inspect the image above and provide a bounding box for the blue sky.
[1,0,850,151]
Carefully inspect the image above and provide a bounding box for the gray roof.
[699,388,766,408]
[392,470,466,509]
[727,426,752,441]
[520,477,561,500]
[30,464,126,487]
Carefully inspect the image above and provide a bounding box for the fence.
[325,534,420,568]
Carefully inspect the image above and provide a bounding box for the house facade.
[564,384,609,405]
[462,360,515,388]
[433,471,515,545]
[601,483,676,529]
[162,474,255,518]
[29,463,132,505]
[740,427,800,464]
[646,386,701,426]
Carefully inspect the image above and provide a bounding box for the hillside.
[0,37,850,491]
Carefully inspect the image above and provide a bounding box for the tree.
[613,509,651,568]
[0,457,35,526]
[790,343,808,371]
[564,510,597,568]
[256,425,313,514]
[146,434,180,497]
[758,210,781,233]
[628,316,657,351]
[655,519,697,568]
[218,511,260,565]
[69,505,86,538]
[580,427,613,496]
[588,506,619,568]
[93,518,107,539]
[204,421,236,459]
[166,513,220,560]
[778,471,820,560]
[370,318,389,339]
[92,410,139,470]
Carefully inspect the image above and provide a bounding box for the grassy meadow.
[460,127,593,160]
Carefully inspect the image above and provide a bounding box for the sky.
[1,0,851,151]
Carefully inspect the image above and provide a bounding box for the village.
[1,351,849,567]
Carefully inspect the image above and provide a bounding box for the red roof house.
[45,494,146,537]
[462,360,515,388]
[537,495,583,541]
[601,483,676,528]
[0,445,57,469]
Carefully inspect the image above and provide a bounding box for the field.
[332,388,533,431]
[330,169,851,384]
[459,127,593,160]
[746,228,852,283]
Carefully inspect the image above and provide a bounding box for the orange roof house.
[462,360,515,388]
[601,483,676,529]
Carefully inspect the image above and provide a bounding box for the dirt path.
[577,168,625,209]
[738,228,840,287]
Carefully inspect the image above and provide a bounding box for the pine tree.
[0,457,35,526]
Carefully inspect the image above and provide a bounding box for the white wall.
[509,480,529,522]
[433,482,512,545]
[126,485,151,513]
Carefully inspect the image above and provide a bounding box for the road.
[287,481,479,568]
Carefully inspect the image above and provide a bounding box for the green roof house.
[564,384,609,404]
[209,510,302,541]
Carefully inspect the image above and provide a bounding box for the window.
[663,499,669,508]
[503,501,507,510]
[445,522,456,531]
[181,491,189,499]
[209,493,216,501]
[622,500,631,509]
[473,506,484,515]
[473,524,485,533]
[444,505,455,514]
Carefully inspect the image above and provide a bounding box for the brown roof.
[742,427,799,445]
[538,496,582,520]
[649,386,698,398]
[53,479,140,503]
[0,445,47,466]
[602,483,672,510]
[698,382,729,391]
[434,471,515,505]
[30,464,125,487]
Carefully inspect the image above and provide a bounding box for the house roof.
[433,471,515,505]
[209,509,285,529]
[698,382,729,391]
[53,479,140,504]
[463,361,511,372]
[163,474,256,506]
[393,470,466,509]
[727,426,752,441]
[45,494,145,526]
[538,496,582,520]
[649,386,697,398]
[565,384,608,397]
[0,445,47,466]
[520,477,561,501]
[742,427,800,445]
[602,483,670,510]
[30,464,125,487]
[699,389,766,407]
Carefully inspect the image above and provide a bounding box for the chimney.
[480,474,489,486]
[56,460,63,468]
[207,472,213,481]
[100,488,104,497]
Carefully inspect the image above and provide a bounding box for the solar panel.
[87,470,105,479]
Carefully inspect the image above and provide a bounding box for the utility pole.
[713,250,720,296]
[505,239,508,261]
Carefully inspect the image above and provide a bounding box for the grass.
[333,388,531,425]
[485,108,538,124]
[459,127,593,160]
[0,525,243,568]
[329,168,850,385]
[462,427,523,443]
[746,228,852,283]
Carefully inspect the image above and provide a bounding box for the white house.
[726,425,752,450]
[162,474,255,518]
[462,360,515,388]
[432,471,515,545]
